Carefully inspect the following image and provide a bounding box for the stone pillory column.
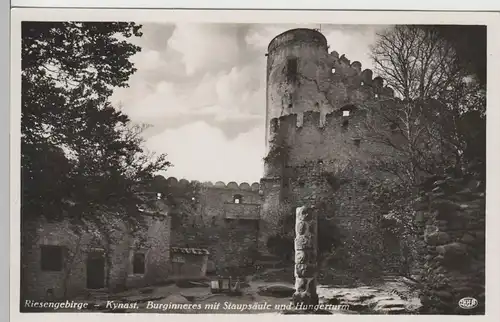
[293,206,319,309]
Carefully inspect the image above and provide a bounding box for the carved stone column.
[292,206,319,309]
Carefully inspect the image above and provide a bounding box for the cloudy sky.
[110,23,389,184]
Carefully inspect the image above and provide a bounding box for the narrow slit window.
[342,119,349,129]
[286,58,298,81]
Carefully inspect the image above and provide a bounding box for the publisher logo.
[458,297,478,310]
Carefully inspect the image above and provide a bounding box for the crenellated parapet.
[268,109,369,140]
[327,50,395,98]
[164,177,260,192]
[264,106,394,178]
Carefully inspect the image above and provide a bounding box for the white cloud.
[111,23,385,183]
[322,26,388,70]
[167,24,243,75]
[129,49,163,71]
[147,122,265,183]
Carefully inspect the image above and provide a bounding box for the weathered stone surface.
[436,242,468,257]
[296,222,307,235]
[295,250,307,264]
[317,280,422,314]
[294,235,314,250]
[295,264,316,277]
[22,212,172,300]
[293,206,318,307]
[416,175,485,314]
[163,294,191,304]
[424,231,451,246]
[257,285,295,298]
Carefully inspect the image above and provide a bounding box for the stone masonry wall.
[163,177,261,271]
[262,30,401,267]
[265,28,396,150]
[260,109,402,274]
[415,176,485,314]
[266,28,331,148]
[21,210,171,301]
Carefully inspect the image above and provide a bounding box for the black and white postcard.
[9,8,499,321]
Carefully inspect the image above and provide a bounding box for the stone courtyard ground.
[65,268,422,314]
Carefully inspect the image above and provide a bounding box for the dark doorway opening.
[86,250,105,289]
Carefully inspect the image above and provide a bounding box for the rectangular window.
[40,245,64,271]
[132,252,145,274]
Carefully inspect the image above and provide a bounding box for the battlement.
[269,109,371,137]
[328,51,395,97]
[268,28,328,53]
[164,177,260,192]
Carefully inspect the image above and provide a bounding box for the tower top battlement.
[268,28,328,53]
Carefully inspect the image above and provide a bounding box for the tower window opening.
[353,138,361,147]
[332,68,336,74]
[343,110,350,117]
[288,103,293,109]
[286,57,298,81]
[342,119,349,129]
[375,94,379,98]
[233,194,243,204]
[361,81,364,86]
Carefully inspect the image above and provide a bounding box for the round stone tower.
[265,28,332,150]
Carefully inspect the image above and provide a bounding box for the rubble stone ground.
[67,268,421,314]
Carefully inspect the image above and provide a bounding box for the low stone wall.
[415,176,485,314]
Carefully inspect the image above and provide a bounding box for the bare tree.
[364,26,486,277]
[371,25,464,100]
[367,26,486,184]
